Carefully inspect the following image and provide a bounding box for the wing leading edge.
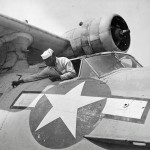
[0,14,70,53]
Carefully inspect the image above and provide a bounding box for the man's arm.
[12,67,51,87]
[23,67,50,82]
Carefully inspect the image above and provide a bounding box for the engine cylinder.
[62,14,130,58]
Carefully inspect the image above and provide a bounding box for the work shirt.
[23,57,76,82]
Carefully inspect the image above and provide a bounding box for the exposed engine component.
[62,14,130,58]
[111,15,130,52]
[0,32,33,72]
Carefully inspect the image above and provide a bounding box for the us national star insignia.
[34,82,105,138]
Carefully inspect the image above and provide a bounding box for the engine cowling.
[62,14,130,58]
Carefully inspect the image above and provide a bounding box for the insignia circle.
[29,81,107,149]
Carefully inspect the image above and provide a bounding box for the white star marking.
[35,82,105,138]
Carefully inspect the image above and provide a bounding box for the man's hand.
[12,80,24,88]
[49,76,61,82]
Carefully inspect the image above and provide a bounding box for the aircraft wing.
[0,14,70,56]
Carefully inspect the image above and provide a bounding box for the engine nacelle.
[61,14,130,58]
